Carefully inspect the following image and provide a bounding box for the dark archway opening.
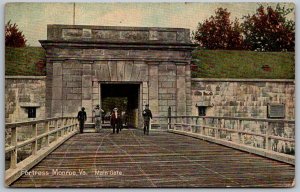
[101,83,140,128]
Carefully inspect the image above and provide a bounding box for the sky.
[5,2,295,46]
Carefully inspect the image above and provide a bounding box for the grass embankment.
[5,47,45,76]
[5,47,295,79]
[192,49,295,79]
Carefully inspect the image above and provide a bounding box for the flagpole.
[73,3,75,25]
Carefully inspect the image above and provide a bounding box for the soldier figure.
[142,104,152,135]
[93,105,104,130]
[77,107,87,133]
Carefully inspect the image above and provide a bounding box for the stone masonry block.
[63,75,82,82]
[82,87,92,100]
[159,99,168,106]
[63,61,81,69]
[82,75,92,87]
[63,69,82,75]
[167,88,176,94]
[53,63,62,76]
[159,106,169,112]
[52,76,62,87]
[159,88,168,94]
[63,100,82,116]
[167,100,176,106]
[51,99,63,117]
[159,93,174,100]
[160,82,174,88]
[72,88,82,94]
[67,93,81,100]
[83,64,92,75]
[67,81,81,88]
[93,87,98,94]
[52,87,62,99]
[159,75,176,82]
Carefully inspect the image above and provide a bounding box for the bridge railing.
[166,115,295,165]
[5,117,78,186]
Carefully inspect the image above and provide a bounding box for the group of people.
[77,104,152,135]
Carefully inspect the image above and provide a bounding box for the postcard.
[4,1,295,188]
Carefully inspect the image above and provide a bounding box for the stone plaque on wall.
[267,104,285,118]
[120,31,149,41]
[92,30,120,39]
[82,28,92,38]
[62,28,83,39]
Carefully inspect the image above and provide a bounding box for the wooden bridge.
[5,116,295,187]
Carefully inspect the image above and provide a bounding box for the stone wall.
[5,76,46,123]
[191,78,295,119]
[191,78,295,155]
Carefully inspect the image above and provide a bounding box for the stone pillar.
[139,83,145,128]
[148,62,159,124]
[62,60,82,118]
[176,63,187,116]
[45,60,53,118]
[81,62,93,122]
[186,63,192,116]
[142,81,149,106]
[92,78,99,117]
[158,62,176,129]
[51,62,63,117]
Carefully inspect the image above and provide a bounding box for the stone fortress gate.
[40,25,195,129]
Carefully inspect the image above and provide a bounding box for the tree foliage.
[193,8,243,50]
[193,4,295,52]
[5,20,27,47]
[242,4,295,51]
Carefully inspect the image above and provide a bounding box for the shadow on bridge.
[11,129,294,187]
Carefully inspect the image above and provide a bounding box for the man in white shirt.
[93,105,104,130]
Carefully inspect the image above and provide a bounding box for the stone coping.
[46,24,192,44]
[192,78,295,83]
[5,76,46,79]
[48,24,190,32]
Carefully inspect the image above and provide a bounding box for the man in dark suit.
[142,104,152,135]
[110,107,122,134]
[77,107,87,133]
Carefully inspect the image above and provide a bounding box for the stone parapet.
[46,25,191,44]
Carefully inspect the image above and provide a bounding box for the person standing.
[77,107,87,133]
[110,108,122,134]
[142,104,152,135]
[93,105,104,130]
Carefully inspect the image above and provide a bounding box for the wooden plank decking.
[11,129,294,188]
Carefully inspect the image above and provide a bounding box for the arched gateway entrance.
[40,25,195,131]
